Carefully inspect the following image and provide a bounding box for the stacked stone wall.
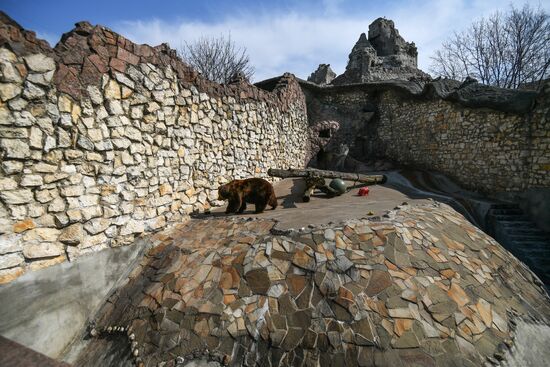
[375,89,549,192]
[302,87,374,159]
[302,83,549,193]
[527,83,550,188]
[0,17,309,282]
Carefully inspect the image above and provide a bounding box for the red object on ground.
[358,187,370,196]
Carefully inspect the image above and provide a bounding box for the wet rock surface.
[79,202,550,366]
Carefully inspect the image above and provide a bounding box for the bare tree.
[430,4,550,88]
[179,34,254,84]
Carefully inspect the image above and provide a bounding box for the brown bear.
[218,178,278,214]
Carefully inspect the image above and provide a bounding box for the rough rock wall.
[0,16,309,283]
[374,88,549,192]
[300,81,549,193]
[528,82,550,188]
[306,120,340,165]
[374,93,524,191]
[301,85,376,159]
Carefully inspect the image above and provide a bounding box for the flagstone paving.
[80,202,550,366]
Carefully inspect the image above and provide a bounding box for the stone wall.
[300,80,549,193]
[0,16,309,283]
[528,82,550,188]
[374,92,548,192]
[300,85,376,159]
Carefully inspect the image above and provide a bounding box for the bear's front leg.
[226,193,242,214]
[238,201,247,213]
[226,201,238,214]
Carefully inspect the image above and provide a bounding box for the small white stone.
[22,81,45,99]
[48,197,66,212]
[120,220,144,236]
[20,175,44,187]
[124,126,142,141]
[29,127,43,148]
[0,252,25,270]
[106,99,124,115]
[26,70,54,86]
[60,185,85,197]
[0,190,33,204]
[84,218,111,235]
[23,54,56,72]
[0,138,30,159]
[0,83,22,102]
[8,98,28,111]
[114,72,135,89]
[0,178,17,190]
[1,61,22,82]
[87,85,103,105]
[43,136,56,152]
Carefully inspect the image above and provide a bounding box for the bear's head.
[218,184,229,200]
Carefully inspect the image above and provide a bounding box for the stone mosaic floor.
[79,202,550,366]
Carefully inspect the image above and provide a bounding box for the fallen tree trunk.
[268,168,386,184]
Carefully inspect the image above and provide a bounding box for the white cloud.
[115,14,365,81]
[113,0,550,82]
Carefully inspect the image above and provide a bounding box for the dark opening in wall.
[319,129,331,138]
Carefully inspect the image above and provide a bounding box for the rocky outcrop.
[368,18,417,62]
[330,18,430,85]
[307,64,336,85]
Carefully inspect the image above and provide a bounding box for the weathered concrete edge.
[0,237,152,361]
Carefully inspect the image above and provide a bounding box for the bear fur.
[218,178,278,214]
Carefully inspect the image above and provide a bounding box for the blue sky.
[3,0,548,81]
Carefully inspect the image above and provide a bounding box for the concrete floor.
[210,178,431,229]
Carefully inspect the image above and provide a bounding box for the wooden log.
[268,168,386,184]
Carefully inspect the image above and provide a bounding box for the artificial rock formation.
[329,18,430,85]
[307,64,336,85]
[368,18,417,63]
[306,120,340,165]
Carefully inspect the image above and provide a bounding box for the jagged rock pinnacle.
[308,18,431,85]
